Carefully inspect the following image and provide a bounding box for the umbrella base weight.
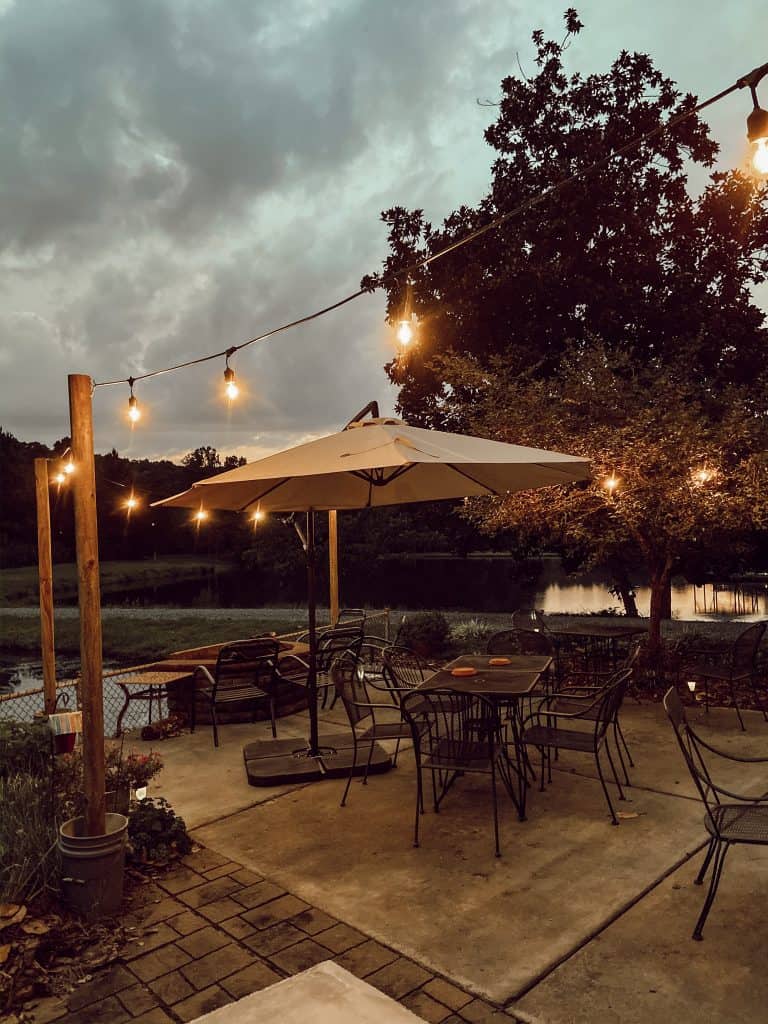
[243,733,392,787]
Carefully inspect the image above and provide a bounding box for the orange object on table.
[488,657,511,666]
[451,666,478,677]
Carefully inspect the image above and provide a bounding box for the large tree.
[365,10,768,425]
[438,343,768,652]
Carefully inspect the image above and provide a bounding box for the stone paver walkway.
[30,847,518,1024]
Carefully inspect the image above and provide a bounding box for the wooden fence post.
[328,510,339,626]
[34,458,57,714]
[68,374,106,836]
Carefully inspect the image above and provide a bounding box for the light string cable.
[93,62,767,392]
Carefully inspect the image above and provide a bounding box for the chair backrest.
[663,687,723,834]
[587,667,633,741]
[336,608,366,628]
[512,609,549,634]
[486,630,518,655]
[213,638,280,695]
[381,645,430,691]
[401,688,499,756]
[332,652,372,730]
[731,620,766,671]
[515,628,554,657]
[316,627,364,673]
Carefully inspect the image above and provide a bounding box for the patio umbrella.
[153,414,589,780]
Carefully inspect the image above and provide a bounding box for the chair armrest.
[692,729,768,764]
[194,665,215,687]
[280,653,310,670]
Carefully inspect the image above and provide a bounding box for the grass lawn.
[0,612,307,663]
[0,556,228,607]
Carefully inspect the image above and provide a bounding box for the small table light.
[687,680,697,693]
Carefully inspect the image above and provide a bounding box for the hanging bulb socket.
[128,379,141,423]
[224,351,239,401]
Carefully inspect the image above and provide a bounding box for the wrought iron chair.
[191,638,285,748]
[549,643,642,784]
[332,653,411,807]
[486,629,519,655]
[336,608,366,627]
[682,621,766,730]
[287,625,364,709]
[522,669,633,824]
[401,689,515,857]
[663,686,768,939]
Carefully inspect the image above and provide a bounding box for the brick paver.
[41,842,496,1024]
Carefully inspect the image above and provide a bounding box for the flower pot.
[58,813,128,919]
[53,732,77,754]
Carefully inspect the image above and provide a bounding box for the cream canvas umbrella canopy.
[153,415,589,781]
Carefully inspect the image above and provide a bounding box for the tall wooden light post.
[34,458,57,714]
[68,373,106,836]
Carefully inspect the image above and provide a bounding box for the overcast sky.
[0,0,765,463]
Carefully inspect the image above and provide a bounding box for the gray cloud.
[0,0,765,461]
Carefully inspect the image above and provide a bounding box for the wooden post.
[68,374,106,836]
[34,458,57,714]
[328,510,339,626]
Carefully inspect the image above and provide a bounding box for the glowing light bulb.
[63,460,75,475]
[693,468,713,485]
[604,475,620,495]
[128,394,141,424]
[687,680,697,693]
[252,509,264,526]
[194,509,208,523]
[224,366,239,401]
[125,496,139,511]
[397,319,414,347]
[753,138,768,175]
[54,472,66,486]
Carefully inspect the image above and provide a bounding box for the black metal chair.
[401,689,514,857]
[549,643,642,784]
[287,625,364,709]
[191,638,285,747]
[332,653,411,807]
[336,608,366,627]
[682,621,766,730]
[522,669,633,824]
[663,686,768,939]
[486,629,519,655]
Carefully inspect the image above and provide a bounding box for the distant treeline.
[0,429,522,573]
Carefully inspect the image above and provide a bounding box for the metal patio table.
[547,622,646,674]
[418,653,552,821]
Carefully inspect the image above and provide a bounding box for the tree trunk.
[659,579,672,620]
[612,571,639,618]
[648,559,674,661]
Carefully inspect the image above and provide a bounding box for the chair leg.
[594,748,619,825]
[728,679,745,731]
[490,760,501,858]
[603,738,626,801]
[362,735,376,786]
[692,842,729,940]
[190,694,197,734]
[211,706,219,748]
[413,766,423,847]
[616,717,635,768]
[392,737,401,768]
[695,837,717,885]
[612,723,631,787]
[340,733,358,807]
[270,697,277,739]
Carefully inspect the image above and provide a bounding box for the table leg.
[115,683,131,738]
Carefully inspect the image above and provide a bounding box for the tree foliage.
[365,10,768,425]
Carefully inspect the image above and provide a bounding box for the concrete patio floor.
[148,700,768,1021]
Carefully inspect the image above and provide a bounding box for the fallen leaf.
[0,904,20,919]
[21,920,50,936]
[617,811,640,820]
[0,906,27,930]
[0,943,11,964]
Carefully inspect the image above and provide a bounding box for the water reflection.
[536,579,768,620]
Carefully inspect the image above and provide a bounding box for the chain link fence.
[0,609,391,735]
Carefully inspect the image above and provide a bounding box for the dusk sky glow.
[1,0,765,463]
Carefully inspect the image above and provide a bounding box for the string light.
[88,65,766,408]
[53,471,66,486]
[252,508,264,527]
[125,495,139,512]
[194,508,208,523]
[63,459,75,476]
[744,65,768,173]
[396,280,418,349]
[224,351,239,402]
[127,379,141,425]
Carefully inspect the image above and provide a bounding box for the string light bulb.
[603,474,620,495]
[125,495,139,512]
[397,316,417,347]
[252,508,264,526]
[63,459,75,476]
[194,508,208,523]
[224,350,239,402]
[127,380,141,424]
[53,471,66,486]
[745,71,768,174]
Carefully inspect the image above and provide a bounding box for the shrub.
[397,611,452,657]
[450,618,494,647]
[0,720,52,779]
[0,772,59,905]
[127,797,192,864]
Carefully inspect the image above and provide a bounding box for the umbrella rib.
[446,464,500,496]
[238,478,292,513]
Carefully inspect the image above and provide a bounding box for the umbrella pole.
[305,509,320,756]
